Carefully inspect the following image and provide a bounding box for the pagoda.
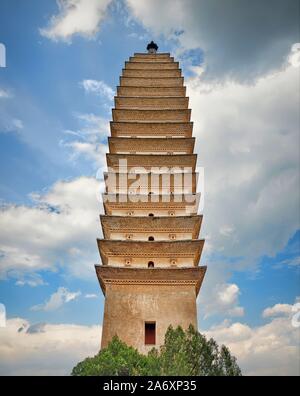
[96,42,206,353]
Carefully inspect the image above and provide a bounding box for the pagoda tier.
[104,172,198,194]
[120,76,184,87]
[108,137,195,154]
[106,154,197,171]
[125,61,180,69]
[97,240,204,268]
[129,53,174,62]
[112,109,191,122]
[122,69,182,78]
[115,96,189,109]
[100,214,202,240]
[96,48,206,353]
[102,193,200,216]
[96,266,206,296]
[110,121,192,137]
[117,86,186,97]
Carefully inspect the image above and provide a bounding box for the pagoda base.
[95,266,206,353]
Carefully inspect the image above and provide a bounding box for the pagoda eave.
[112,108,191,122]
[100,214,202,240]
[97,239,205,266]
[106,153,197,171]
[95,265,207,296]
[102,192,200,215]
[125,61,180,70]
[114,96,189,111]
[110,121,192,137]
[108,137,195,154]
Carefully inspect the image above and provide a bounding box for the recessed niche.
[148,261,154,268]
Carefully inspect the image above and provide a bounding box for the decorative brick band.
[115,97,189,110]
[125,61,179,70]
[122,69,182,78]
[112,109,191,122]
[120,77,184,87]
[117,86,186,97]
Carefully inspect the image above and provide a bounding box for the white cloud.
[81,79,114,101]
[288,43,300,68]
[0,88,11,99]
[0,300,298,375]
[195,57,299,325]
[218,284,239,305]
[205,298,300,375]
[85,293,98,299]
[15,274,47,287]
[0,304,6,328]
[40,0,112,42]
[125,0,299,80]
[0,176,104,282]
[189,60,300,267]
[0,117,23,133]
[262,299,300,318]
[199,279,244,319]
[61,113,109,167]
[31,287,81,312]
[11,118,23,129]
[64,140,107,167]
[280,256,300,267]
[228,306,245,318]
[0,318,101,375]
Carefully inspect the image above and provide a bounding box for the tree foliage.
[71,325,242,376]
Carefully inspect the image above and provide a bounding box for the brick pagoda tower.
[96,43,206,353]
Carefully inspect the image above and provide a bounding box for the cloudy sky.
[0,0,299,375]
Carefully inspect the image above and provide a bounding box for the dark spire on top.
[147,41,158,54]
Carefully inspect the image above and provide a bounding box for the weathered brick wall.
[125,61,179,70]
[110,121,193,137]
[120,77,184,87]
[112,109,191,122]
[115,96,189,109]
[108,137,194,153]
[101,284,197,353]
[106,153,197,170]
[123,69,181,78]
[117,86,186,97]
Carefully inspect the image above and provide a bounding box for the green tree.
[71,325,242,376]
[71,335,160,376]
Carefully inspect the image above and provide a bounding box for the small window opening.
[148,213,154,216]
[145,322,156,345]
[148,236,154,241]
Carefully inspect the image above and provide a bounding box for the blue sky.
[0,0,299,375]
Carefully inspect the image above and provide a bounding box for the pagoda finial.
[147,41,158,54]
